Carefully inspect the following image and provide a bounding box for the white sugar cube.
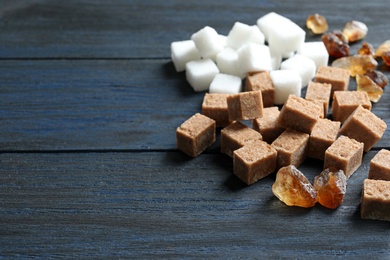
[281,54,316,87]
[270,70,302,105]
[219,34,228,48]
[171,40,201,72]
[237,43,272,78]
[216,48,240,76]
[191,26,224,61]
[268,21,305,56]
[298,41,329,69]
[186,59,219,92]
[227,22,265,50]
[257,12,292,42]
[209,73,242,94]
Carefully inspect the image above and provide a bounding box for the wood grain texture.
[1,152,389,258]
[1,0,390,258]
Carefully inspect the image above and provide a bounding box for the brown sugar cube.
[368,149,390,181]
[324,135,364,179]
[332,91,371,123]
[252,106,285,144]
[309,118,341,160]
[361,179,390,222]
[201,93,231,127]
[314,66,350,95]
[271,129,310,169]
[176,113,216,157]
[305,81,332,117]
[278,95,323,134]
[233,139,277,185]
[227,91,263,121]
[339,105,387,152]
[246,71,275,107]
[221,121,262,157]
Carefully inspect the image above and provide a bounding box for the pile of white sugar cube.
[170,12,329,105]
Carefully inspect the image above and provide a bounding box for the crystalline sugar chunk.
[185,59,219,92]
[257,12,292,43]
[331,55,378,77]
[313,168,347,209]
[227,22,265,50]
[270,70,302,105]
[298,41,329,69]
[191,26,224,61]
[209,73,242,94]
[322,30,350,58]
[171,40,201,72]
[272,165,317,208]
[306,13,328,34]
[281,54,316,87]
[237,43,272,78]
[342,20,368,43]
[375,40,390,58]
[356,74,383,103]
[216,48,240,76]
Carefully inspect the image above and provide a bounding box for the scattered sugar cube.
[252,106,284,144]
[171,40,201,72]
[216,48,240,76]
[361,179,390,222]
[221,121,263,157]
[237,43,272,77]
[257,12,292,42]
[332,91,371,123]
[270,70,302,105]
[339,105,387,152]
[309,118,341,160]
[176,113,216,157]
[315,66,350,95]
[324,135,363,179]
[186,59,219,92]
[209,73,242,94]
[219,34,228,48]
[281,54,316,87]
[298,41,329,69]
[227,91,263,121]
[271,129,309,169]
[305,81,332,118]
[246,70,275,107]
[278,95,324,134]
[227,22,265,50]
[202,93,231,127]
[191,26,224,61]
[368,149,390,181]
[233,139,277,185]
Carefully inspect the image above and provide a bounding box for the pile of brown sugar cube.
[174,12,389,221]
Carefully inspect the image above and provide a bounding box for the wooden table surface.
[1,0,390,258]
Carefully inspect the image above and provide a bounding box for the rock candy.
[322,30,350,58]
[356,74,383,103]
[342,20,368,43]
[331,55,377,77]
[314,169,347,209]
[306,13,328,34]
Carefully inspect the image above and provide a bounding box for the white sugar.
[171,40,201,72]
[237,43,272,78]
[298,41,329,69]
[281,54,316,87]
[227,22,265,50]
[191,26,224,61]
[186,59,219,92]
[216,48,240,76]
[270,70,302,105]
[209,73,242,94]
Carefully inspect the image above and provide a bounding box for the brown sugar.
[278,95,323,134]
[221,121,262,157]
[368,149,390,181]
[271,129,310,169]
[361,179,390,222]
[201,93,231,127]
[332,91,371,124]
[176,113,216,157]
[323,135,364,179]
[246,71,275,107]
[305,81,332,117]
[339,105,387,152]
[252,106,284,144]
[227,91,264,121]
[314,66,350,94]
[233,139,277,185]
[309,118,341,160]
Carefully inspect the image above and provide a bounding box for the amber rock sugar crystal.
[358,42,375,56]
[306,13,328,34]
[272,165,317,208]
[382,51,390,66]
[322,30,350,58]
[342,20,368,43]
[356,74,383,103]
[331,55,378,77]
[375,40,390,57]
[365,70,389,89]
[314,169,347,209]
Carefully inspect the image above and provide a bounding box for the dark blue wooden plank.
[0,152,389,258]
[0,0,388,58]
